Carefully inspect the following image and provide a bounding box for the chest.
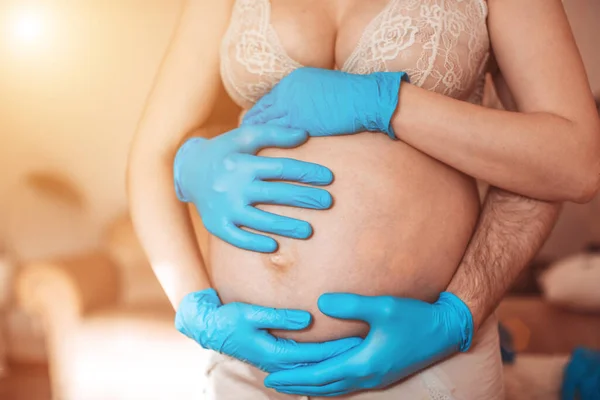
[267,0,402,70]
[221,0,490,107]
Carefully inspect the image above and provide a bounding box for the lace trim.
[419,370,457,400]
[221,0,490,106]
[220,0,302,106]
[342,0,489,100]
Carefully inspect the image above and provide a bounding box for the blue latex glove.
[264,292,474,396]
[561,347,600,400]
[242,67,409,139]
[173,125,334,253]
[176,289,362,373]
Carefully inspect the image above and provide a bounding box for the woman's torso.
[194,0,490,342]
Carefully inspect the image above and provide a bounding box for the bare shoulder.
[184,0,235,24]
[129,0,237,156]
[174,0,235,51]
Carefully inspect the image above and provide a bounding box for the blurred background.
[0,1,599,399]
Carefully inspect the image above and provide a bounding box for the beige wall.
[564,0,600,96]
[537,0,600,260]
[0,0,598,262]
[0,1,184,259]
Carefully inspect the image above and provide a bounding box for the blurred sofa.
[16,214,211,400]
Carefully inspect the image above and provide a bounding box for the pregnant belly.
[192,132,480,342]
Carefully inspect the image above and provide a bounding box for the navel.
[262,243,298,272]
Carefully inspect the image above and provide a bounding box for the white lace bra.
[220,0,490,110]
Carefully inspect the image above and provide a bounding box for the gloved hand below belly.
[263,291,474,397]
[175,288,362,373]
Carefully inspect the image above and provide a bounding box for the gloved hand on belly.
[175,288,362,373]
[173,125,334,253]
[241,67,409,139]
[264,291,474,396]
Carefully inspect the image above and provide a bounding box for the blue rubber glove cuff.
[173,137,206,203]
[370,71,409,140]
[438,291,474,352]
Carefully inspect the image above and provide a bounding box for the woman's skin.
[204,131,481,341]
[392,0,599,203]
[127,0,594,386]
[128,0,233,308]
[242,0,600,203]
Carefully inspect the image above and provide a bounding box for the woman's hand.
[264,292,474,396]
[242,67,408,139]
[173,125,334,253]
[175,289,362,373]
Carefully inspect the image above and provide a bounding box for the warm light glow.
[12,11,44,43]
[5,6,54,51]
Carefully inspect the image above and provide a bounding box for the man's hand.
[175,289,362,373]
[264,292,473,396]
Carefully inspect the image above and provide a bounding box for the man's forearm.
[446,186,562,330]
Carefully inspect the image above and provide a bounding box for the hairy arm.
[446,187,561,330]
[445,69,565,330]
[392,0,600,203]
